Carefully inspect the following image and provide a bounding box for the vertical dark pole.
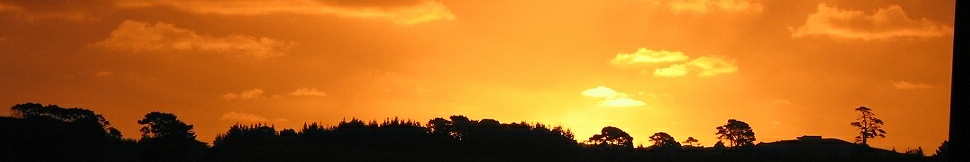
[951,0,966,161]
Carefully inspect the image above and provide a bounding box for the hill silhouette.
[0,102,947,161]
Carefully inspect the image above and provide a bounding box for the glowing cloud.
[669,0,764,14]
[688,56,738,76]
[653,55,738,77]
[582,86,646,107]
[653,64,690,77]
[581,86,620,98]
[95,20,294,58]
[289,87,328,97]
[221,111,268,122]
[892,80,933,89]
[223,88,265,100]
[791,3,952,41]
[611,48,690,65]
[115,0,456,25]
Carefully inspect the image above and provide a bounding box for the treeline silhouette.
[0,102,949,161]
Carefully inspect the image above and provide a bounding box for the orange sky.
[0,0,953,154]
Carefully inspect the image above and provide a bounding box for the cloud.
[289,87,328,97]
[653,64,690,77]
[115,0,456,25]
[95,71,115,77]
[0,1,103,21]
[892,80,933,89]
[688,55,739,76]
[581,86,620,98]
[791,3,952,41]
[611,48,690,65]
[95,20,294,58]
[221,111,268,122]
[668,0,764,14]
[223,88,264,100]
[582,86,646,107]
[653,55,738,77]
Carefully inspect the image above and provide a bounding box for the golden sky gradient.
[0,0,953,153]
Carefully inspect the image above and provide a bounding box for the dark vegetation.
[0,102,949,161]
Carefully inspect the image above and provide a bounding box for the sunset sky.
[0,0,953,153]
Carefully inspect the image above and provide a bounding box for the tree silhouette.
[588,126,634,151]
[932,140,948,159]
[138,112,197,141]
[850,106,885,145]
[11,102,122,140]
[904,147,925,158]
[713,141,726,150]
[716,119,756,147]
[648,132,680,151]
[2,103,133,161]
[681,136,700,147]
[137,112,205,161]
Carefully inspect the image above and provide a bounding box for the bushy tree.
[648,132,680,151]
[588,126,634,150]
[138,112,197,141]
[716,119,756,147]
[11,102,122,139]
[137,112,205,160]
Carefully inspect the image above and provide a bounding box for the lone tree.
[137,112,206,160]
[138,112,199,142]
[588,126,634,150]
[716,119,756,147]
[682,137,700,147]
[649,132,680,150]
[850,106,885,145]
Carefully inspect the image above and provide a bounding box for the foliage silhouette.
[716,119,756,147]
[587,126,634,151]
[137,111,206,161]
[0,102,944,162]
[850,106,886,145]
[682,136,700,147]
[0,103,136,161]
[932,140,949,160]
[648,132,681,151]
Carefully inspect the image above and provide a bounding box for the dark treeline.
[0,102,950,161]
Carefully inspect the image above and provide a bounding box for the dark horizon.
[0,102,951,161]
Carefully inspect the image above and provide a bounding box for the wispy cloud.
[791,3,952,41]
[115,0,456,25]
[686,55,739,76]
[95,71,115,77]
[223,88,265,100]
[611,48,738,77]
[668,0,764,14]
[0,1,102,21]
[95,20,294,58]
[892,80,934,89]
[221,111,268,122]
[582,86,646,107]
[653,64,690,77]
[611,48,690,65]
[289,87,328,97]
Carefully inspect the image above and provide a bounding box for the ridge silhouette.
[0,102,948,161]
